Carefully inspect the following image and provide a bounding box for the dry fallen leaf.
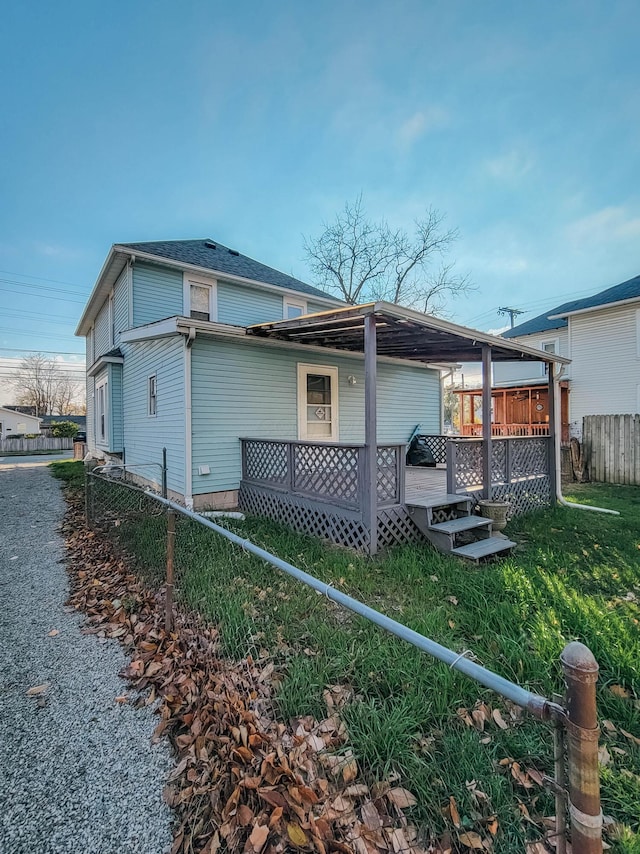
[619,728,640,747]
[26,683,49,697]
[448,796,461,828]
[492,709,508,730]
[609,684,631,699]
[287,823,308,847]
[47,629,60,637]
[387,787,417,810]
[248,824,269,853]
[458,831,484,849]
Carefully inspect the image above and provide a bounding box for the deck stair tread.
[406,495,472,509]
[429,516,492,534]
[451,537,517,560]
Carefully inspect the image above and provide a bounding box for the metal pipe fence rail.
[86,469,603,853]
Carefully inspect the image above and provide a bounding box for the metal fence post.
[85,469,93,529]
[165,509,176,633]
[561,642,602,854]
[161,447,168,499]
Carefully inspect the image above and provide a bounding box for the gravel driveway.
[0,463,172,853]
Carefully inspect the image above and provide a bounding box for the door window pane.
[306,374,332,438]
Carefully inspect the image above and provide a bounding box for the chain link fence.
[85,467,603,854]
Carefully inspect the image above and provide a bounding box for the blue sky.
[1,0,639,378]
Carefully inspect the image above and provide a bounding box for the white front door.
[297,364,338,441]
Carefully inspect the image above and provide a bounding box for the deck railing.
[461,423,550,437]
[446,436,553,515]
[240,439,406,510]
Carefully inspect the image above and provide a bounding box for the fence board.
[0,437,73,453]
[583,415,640,486]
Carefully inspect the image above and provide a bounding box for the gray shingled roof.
[121,239,338,302]
[503,273,640,338]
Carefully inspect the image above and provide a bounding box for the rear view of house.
[76,239,443,511]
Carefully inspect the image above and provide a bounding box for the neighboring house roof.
[0,406,41,423]
[122,239,335,301]
[503,272,640,338]
[501,311,567,338]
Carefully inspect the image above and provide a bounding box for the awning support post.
[548,361,557,504]
[364,313,378,555]
[482,345,492,500]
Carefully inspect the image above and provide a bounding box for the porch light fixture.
[347,375,357,386]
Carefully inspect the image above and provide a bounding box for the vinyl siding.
[94,299,111,358]
[121,336,185,494]
[113,266,129,344]
[217,281,284,326]
[492,328,570,385]
[132,263,183,326]
[307,301,329,314]
[568,304,640,437]
[190,337,440,495]
[109,363,124,452]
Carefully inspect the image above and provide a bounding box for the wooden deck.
[405,465,449,502]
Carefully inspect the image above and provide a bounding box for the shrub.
[49,420,79,438]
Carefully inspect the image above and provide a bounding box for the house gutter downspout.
[184,326,196,509]
[553,366,619,516]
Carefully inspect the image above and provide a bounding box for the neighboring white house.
[493,273,640,437]
[0,407,41,439]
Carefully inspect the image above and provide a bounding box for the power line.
[0,327,79,340]
[0,347,84,355]
[0,288,86,305]
[0,269,86,288]
[0,277,88,299]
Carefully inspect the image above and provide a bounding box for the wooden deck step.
[451,537,516,562]
[429,516,492,534]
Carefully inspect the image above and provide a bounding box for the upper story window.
[541,340,557,354]
[183,274,217,322]
[284,297,307,320]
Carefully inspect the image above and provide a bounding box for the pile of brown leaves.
[60,495,439,854]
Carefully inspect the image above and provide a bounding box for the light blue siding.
[132,263,183,326]
[307,301,329,314]
[93,367,108,450]
[121,336,185,495]
[94,299,110,358]
[113,267,129,343]
[190,337,440,495]
[109,363,124,452]
[217,281,284,326]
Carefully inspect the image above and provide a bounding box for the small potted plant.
[477,498,510,532]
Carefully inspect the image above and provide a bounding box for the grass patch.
[93,479,640,851]
[49,459,85,491]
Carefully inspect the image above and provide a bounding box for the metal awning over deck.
[247,301,572,365]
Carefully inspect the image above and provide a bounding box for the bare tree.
[12,354,83,415]
[303,196,472,315]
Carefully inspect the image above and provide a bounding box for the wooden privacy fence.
[583,414,640,485]
[0,436,73,453]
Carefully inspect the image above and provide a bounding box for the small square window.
[284,298,307,320]
[148,375,157,416]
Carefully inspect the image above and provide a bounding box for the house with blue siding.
[77,239,566,557]
[77,240,442,507]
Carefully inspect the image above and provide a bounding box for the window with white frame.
[184,274,216,322]
[148,374,157,416]
[541,339,558,354]
[297,364,338,441]
[96,377,108,444]
[284,297,307,320]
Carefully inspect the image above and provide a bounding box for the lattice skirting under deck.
[376,506,424,548]
[239,483,371,552]
[493,475,551,517]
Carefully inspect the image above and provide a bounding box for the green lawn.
[53,461,640,852]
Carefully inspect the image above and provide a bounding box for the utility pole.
[498,306,525,328]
